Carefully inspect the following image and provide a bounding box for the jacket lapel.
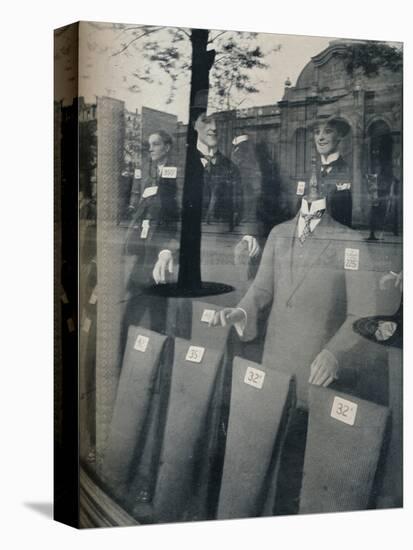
[285,214,334,305]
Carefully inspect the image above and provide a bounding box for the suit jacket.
[230,139,264,237]
[201,151,250,233]
[320,155,353,228]
[238,212,377,408]
[125,161,179,289]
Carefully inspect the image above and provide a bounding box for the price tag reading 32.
[185,345,205,363]
[244,366,266,390]
[134,334,149,352]
[330,396,358,426]
[201,309,216,324]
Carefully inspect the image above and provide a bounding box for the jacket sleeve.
[128,176,142,210]
[236,227,277,341]
[156,178,180,254]
[233,162,261,237]
[324,238,378,367]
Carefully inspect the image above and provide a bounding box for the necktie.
[299,210,325,245]
[321,164,333,176]
[201,154,217,170]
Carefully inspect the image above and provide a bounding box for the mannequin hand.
[309,349,339,387]
[152,249,173,284]
[379,271,402,293]
[210,308,246,328]
[240,235,260,258]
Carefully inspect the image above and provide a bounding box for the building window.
[295,127,307,178]
[365,91,375,114]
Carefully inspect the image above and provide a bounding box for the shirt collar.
[197,139,218,158]
[321,151,340,165]
[232,135,249,146]
[301,197,327,215]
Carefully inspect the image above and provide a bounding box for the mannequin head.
[313,122,340,157]
[193,112,218,149]
[312,117,349,157]
[148,130,173,164]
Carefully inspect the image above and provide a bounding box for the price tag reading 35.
[185,345,205,363]
[244,366,266,390]
[330,396,358,426]
[134,334,149,352]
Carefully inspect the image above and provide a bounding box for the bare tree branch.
[208,31,227,44]
[176,28,191,39]
[112,27,163,56]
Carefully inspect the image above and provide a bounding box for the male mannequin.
[211,166,374,401]
[152,112,261,287]
[211,165,377,511]
[310,116,352,228]
[122,130,179,340]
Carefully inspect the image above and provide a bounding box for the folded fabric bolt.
[101,327,169,496]
[153,338,226,523]
[217,357,294,519]
[299,386,389,514]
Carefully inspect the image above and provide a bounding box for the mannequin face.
[148,133,170,163]
[194,113,218,148]
[313,122,340,156]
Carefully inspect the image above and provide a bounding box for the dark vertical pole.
[178,29,215,291]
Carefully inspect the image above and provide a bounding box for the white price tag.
[185,345,205,363]
[344,248,359,270]
[331,396,358,426]
[244,366,266,390]
[140,220,150,239]
[82,317,92,333]
[134,334,149,352]
[89,288,97,304]
[142,185,158,199]
[161,166,177,178]
[336,182,352,191]
[134,168,142,179]
[296,181,306,196]
[201,309,216,324]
